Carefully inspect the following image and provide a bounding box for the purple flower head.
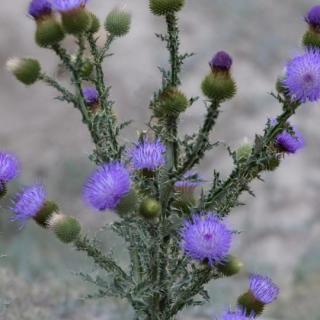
[83,87,99,106]
[220,307,255,320]
[209,51,233,72]
[130,139,166,171]
[0,152,20,183]
[276,129,305,154]
[305,5,320,28]
[249,274,279,304]
[28,0,52,19]
[180,212,233,265]
[83,162,131,211]
[52,0,88,12]
[175,171,203,193]
[11,183,47,223]
[283,50,320,103]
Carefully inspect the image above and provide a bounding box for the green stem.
[39,73,76,104]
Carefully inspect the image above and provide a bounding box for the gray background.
[1,0,320,319]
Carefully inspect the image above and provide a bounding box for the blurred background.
[1,0,320,319]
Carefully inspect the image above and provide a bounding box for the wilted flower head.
[180,212,233,265]
[249,274,279,304]
[83,87,99,106]
[130,139,166,171]
[209,51,233,72]
[305,5,320,29]
[0,152,20,183]
[28,0,52,19]
[276,129,305,153]
[220,307,255,320]
[52,0,87,12]
[283,49,320,103]
[175,171,202,193]
[11,183,47,223]
[83,162,131,211]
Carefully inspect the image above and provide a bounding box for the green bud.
[264,156,281,171]
[236,143,253,162]
[116,190,138,216]
[302,30,320,49]
[49,214,81,243]
[0,182,7,199]
[105,7,131,37]
[35,17,65,47]
[139,198,161,219]
[6,58,41,85]
[33,201,59,228]
[156,88,189,116]
[149,0,185,16]
[88,12,100,33]
[217,255,243,277]
[238,291,265,316]
[80,59,94,78]
[61,8,91,35]
[201,73,236,102]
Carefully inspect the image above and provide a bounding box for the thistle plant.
[3,1,320,319]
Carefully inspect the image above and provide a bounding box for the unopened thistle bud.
[6,58,41,85]
[149,0,185,16]
[156,88,189,116]
[139,198,161,219]
[105,7,131,37]
[52,0,91,34]
[236,143,253,162]
[201,51,236,102]
[88,12,100,33]
[80,59,94,78]
[217,255,243,277]
[49,214,81,243]
[238,274,279,316]
[116,190,138,216]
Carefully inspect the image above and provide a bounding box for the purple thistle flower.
[249,274,279,304]
[175,171,203,193]
[305,5,320,28]
[83,87,99,106]
[180,212,233,265]
[11,183,47,223]
[0,152,20,183]
[276,129,305,154]
[220,307,255,320]
[209,51,233,72]
[130,139,166,171]
[82,162,131,211]
[283,50,320,103]
[52,0,88,12]
[28,0,52,19]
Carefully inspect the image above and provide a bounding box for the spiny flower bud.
[302,30,320,49]
[202,52,236,102]
[83,86,100,112]
[88,12,100,33]
[149,0,185,16]
[156,88,189,116]
[217,255,243,277]
[80,59,94,78]
[35,18,65,47]
[139,198,161,219]
[105,7,131,37]
[6,58,41,85]
[52,0,91,34]
[116,190,138,216]
[235,143,253,162]
[49,214,81,243]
